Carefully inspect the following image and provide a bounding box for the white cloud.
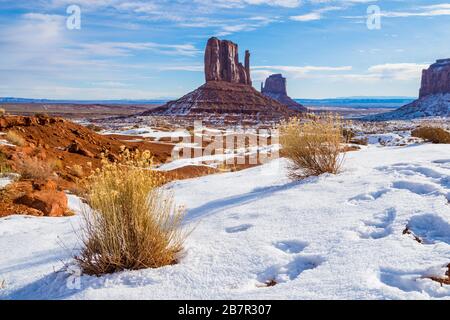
[251,63,428,82]
[252,65,352,80]
[367,63,428,80]
[290,5,344,21]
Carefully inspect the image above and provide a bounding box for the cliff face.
[261,74,306,112]
[365,58,450,120]
[419,59,450,98]
[204,37,252,85]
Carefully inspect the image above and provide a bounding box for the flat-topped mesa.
[419,58,450,98]
[204,37,252,85]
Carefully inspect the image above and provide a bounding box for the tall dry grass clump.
[17,157,55,180]
[0,151,11,175]
[76,149,186,276]
[0,108,5,117]
[279,114,345,180]
[6,130,25,146]
[412,126,450,144]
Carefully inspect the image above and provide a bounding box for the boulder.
[67,141,95,158]
[14,180,68,217]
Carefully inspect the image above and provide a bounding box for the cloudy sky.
[0,0,449,99]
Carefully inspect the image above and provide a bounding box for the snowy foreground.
[1,144,450,300]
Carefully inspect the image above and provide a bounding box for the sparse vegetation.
[280,114,345,180]
[342,128,355,143]
[0,151,11,175]
[412,126,450,144]
[0,108,5,117]
[6,130,26,147]
[17,157,55,180]
[70,164,84,178]
[85,124,103,132]
[76,149,186,276]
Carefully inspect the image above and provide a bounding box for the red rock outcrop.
[143,37,292,122]
[14,180,68,217]
[205,37,252,85]
[419,59,450,98]
[261,74,307,112]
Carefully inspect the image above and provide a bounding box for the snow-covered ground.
[102,127,191,141]
[1,144,450,300]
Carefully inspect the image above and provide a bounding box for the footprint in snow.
[225,224,253,233]
[257,255,324,287]
[348,188,390,204]
[392,180,442,196]
[406,214,450,245]
[378,267,450,298]
[274,240,308,254]
[358,208,396,240]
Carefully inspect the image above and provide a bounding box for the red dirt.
[0,115,175,217]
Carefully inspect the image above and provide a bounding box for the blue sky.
[0,0,449,99]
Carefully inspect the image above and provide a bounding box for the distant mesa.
[261,74,307,112]
[141,37,294,123]
[366,59,450,120]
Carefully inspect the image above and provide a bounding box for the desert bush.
[0,108,5,117]
[6,131,26,147]
[279,114,345,180]
[0,151,11,174]
[342,128,355,143]
[85,124,103,132]
[350,137,369,146]
[17,157,55,180]
[411,126,450,144]
[76,149,185,276]
[70,164,84,178]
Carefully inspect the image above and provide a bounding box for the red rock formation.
[261,74,307,112]
[419,59,450,98]
[143,37,293,122]
[204,37,251,85]
[13,180,69,217]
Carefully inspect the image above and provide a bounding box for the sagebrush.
[280,114,345,180]
[17,157,55,180]
[6,131,25,147]
[0,151,11,174]
[412,126,450,144]
[76,149,186,275]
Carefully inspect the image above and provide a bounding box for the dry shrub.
[280,114,345,180]
[85,124,103,132]
[76,149,186,276]
[6,131,26,147]
[0,108,5,117]
[0,151,11,174]
[412,126,450,144]
[17,157,55,180]
[70,164,84,178]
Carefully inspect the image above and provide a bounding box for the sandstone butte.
[141,37,295,122]
[261,74,307,112]
[366,58,450,120]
